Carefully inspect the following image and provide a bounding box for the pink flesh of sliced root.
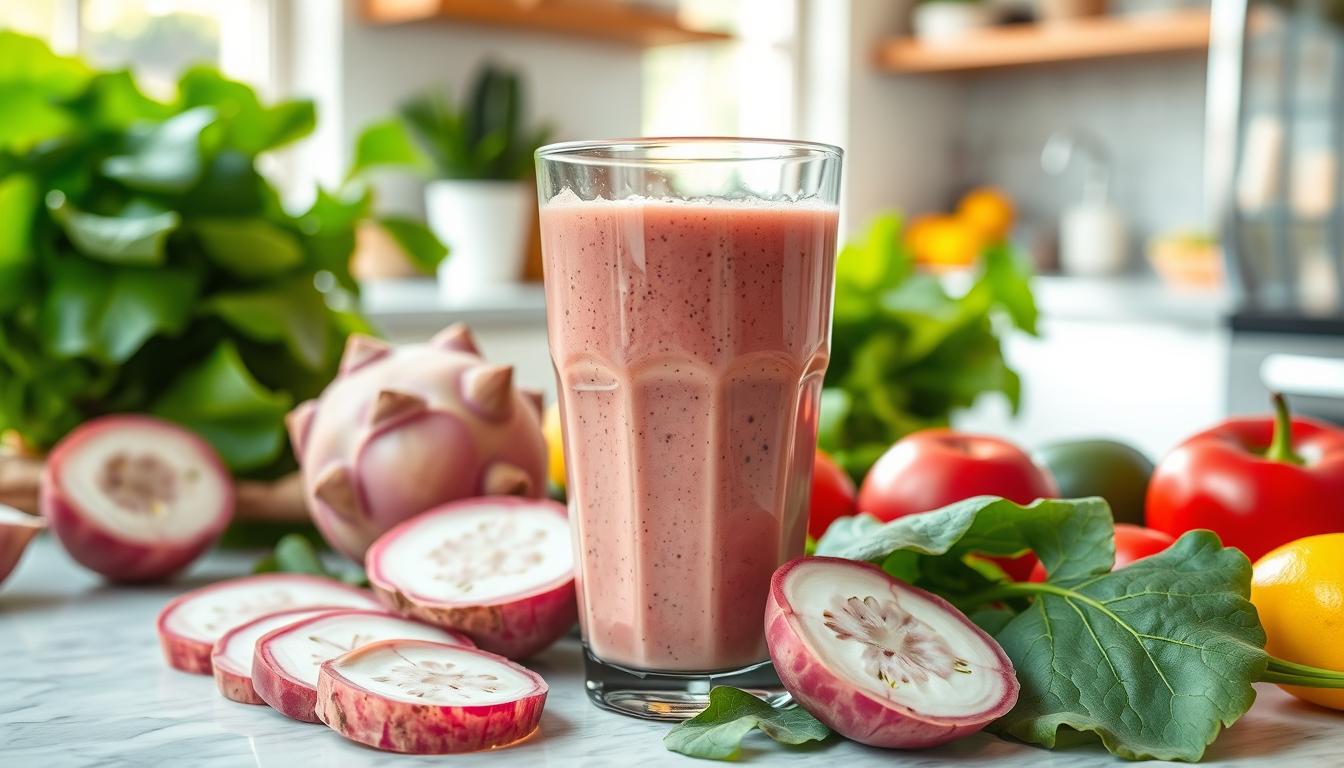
[251,609,475,722]
[211,607,350,705]
[0,506,45,586]
[765,556,1019,749]
[365,496,576,659]
[316,638,547,754]
[41,415,234,583]
[156,574,382,675]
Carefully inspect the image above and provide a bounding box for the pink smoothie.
[541,195,838,673]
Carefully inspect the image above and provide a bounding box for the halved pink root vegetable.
[212,607,348,704]
[366,497,575,659]
[252,609,475,722]
[0,505,45,586]
[41,415,233,583]
[765,557,1019,749]
[316,638,547,754]
[157,574,381,674]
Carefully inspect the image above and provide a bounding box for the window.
[642,0,798,138]
[0,0,274,98]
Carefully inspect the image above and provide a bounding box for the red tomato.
[808,450,856,540]
[1028,523,1176,582]
[858,429,1058,580]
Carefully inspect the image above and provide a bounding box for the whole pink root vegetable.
[288,324,547,561]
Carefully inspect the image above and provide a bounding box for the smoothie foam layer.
[542,194,838,673]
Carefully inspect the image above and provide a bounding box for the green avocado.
[1033,439,1154,525]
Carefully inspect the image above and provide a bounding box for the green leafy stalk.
[819,216,1039,482]
[663,686,830,760]
[0,32,442,477]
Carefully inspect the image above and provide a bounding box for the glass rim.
[536,137,844,167]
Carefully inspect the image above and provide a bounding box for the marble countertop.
[4,537,1342,767]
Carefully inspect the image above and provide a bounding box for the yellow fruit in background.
[958,187,1015,242]
[542,401,566,490]
[906,214,982,270]
[1251,533,1344,710]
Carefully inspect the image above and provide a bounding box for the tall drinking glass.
[536,139,843,719]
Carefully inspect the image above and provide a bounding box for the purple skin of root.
[765,557,1019,749]
[315,639,548,754]
[42,415,233,584]
[288,324,548,562]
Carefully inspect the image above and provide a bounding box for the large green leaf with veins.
[989,531,1267,762]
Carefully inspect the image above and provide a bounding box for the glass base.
[582,647,789,721]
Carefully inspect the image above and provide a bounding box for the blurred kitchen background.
[3,0,1342,464]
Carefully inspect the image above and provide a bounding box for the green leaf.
[989,531,1267,762]
[68,70,172,128]
[663,687,830,760]
[0,83,77,153]
[102,106,215,192]
[376,216,448,273]
[273,533,327,576]
[349,118,429,178]
[0,173,38,311]
[972,243,1038,335]
[0,31,89,93]
[177,67,315,154]
[193,218,304,278]
[815,496,1116,585]
[207,276,330,369]
[41,259,198,363]
[49,196,179,266]
[153,340,293,471]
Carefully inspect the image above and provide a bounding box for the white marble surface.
[3,537,1343,767]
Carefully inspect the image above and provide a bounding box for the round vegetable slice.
[252,609,475,722]
[211,607,349,704]
[156,573,381,674]
[0,505,45,587]
[366,497,575,659]
[41,415,233,583]
[765,556,1018,749]
[316,638,547,754]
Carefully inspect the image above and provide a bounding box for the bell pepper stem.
[1264,392,1304,465]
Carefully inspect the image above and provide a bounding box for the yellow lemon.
[1251,533,1344,710]
[542,401,566,490]
[907,214,982,270]
[957,187,1015,242]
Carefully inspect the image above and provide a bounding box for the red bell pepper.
[1145,394,1344,562]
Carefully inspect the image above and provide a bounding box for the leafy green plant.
[253,533,366,586]
[820,214,1038,480]
[400,63,551,181]
[0,32,444,476]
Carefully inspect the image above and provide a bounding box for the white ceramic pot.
[912,2,993,45]
[425,179,532,299]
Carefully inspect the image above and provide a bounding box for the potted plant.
[401,64,551,298]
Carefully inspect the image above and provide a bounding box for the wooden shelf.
[362,0,732,46]
[875,10,1211,74]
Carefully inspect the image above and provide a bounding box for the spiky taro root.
[289,324,547,561]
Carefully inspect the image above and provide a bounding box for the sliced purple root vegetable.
[316,638,547,754]
[0,505,45,586]
[765,557,1019,749]
[41,415,233,583]
[212,607,349,704]
[252,609,475,722]
[157,574,381,674]
[366,497,576,659]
